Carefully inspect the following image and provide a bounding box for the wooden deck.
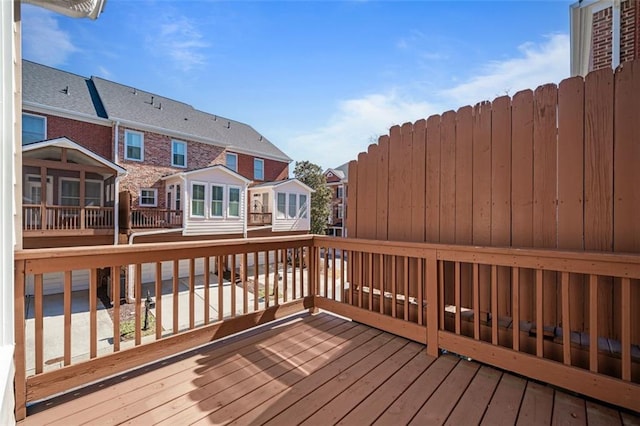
[20,312,639,425]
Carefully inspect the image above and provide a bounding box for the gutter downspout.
[113,121,119,245]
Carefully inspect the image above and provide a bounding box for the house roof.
[250,178,315,193]
[161,164,251,184]
[23,60,293,163]
[91,77,292,162]
[324,162,349,181]
[22,137,126,175]
[23,60,108,120]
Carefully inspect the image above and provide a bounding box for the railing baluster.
[90,268,98,359]
[369,253,375,312]
[254,252,259,311]
[265,251,270,308]
[14,260,26,420]
[189,258,195,329]
[136,265,144,345]
[112,266,120,352]
[154,262,162,340]
[621,277,631,381]
[64,271,72,366]
[491,264,498,345]
[536,269,543,358]
[589,274,598,373]
[218,256,224,321]
[417,258,424,326]
[347,250,353,304]
[243,253,249,313]
[391,255,396,318]
[438,260,445,329]
[282,249,288,303]
[35,274,44,374]
[292,248,297,301]
[454,261,461,335]
[173,260,179,333]
[561,272,571,366]
[231,254,237,314]
[512,267,520,351]
[324,247,329,298]
[204,257,210,325]
[426,252,439,357]
[379,254,384,314]
[473,263,480,340]
[404,257,409,321]
[299,247,304,298]
[331,248,336,301]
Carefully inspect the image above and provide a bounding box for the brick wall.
[118,126,225,207]
[26,110,113,159]
[233,151,289,182]
[591,1,637,71]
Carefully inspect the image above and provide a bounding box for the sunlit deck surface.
[21,312,639,425]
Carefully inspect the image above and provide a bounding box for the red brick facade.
[25,110,113,159]
[232,151,289,183]
[591,1,637,71]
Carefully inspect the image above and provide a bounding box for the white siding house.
[163,165,250,237]
[248,179,313,233]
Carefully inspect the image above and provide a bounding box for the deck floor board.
[20,312,640,426]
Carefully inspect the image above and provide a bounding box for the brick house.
[570,0,639,76]
[323,163,349,237]
[21,60,309,247]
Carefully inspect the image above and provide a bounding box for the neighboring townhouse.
[323,163,348,237]
[570,0,639,76]
[21,60,310,247]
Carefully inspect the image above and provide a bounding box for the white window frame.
[22,112,47,144]
[210,184,224,218]
[227,186,241,218]
[59,178,103,207]
[254,158,264,180]
[171,140,187,168]
[337,204,343,219]
[288,193,297,219]
[299,194,308,219]
[226,152,238,172]
[190,181,206,218]
[124,129,144,162]
[139,188,158,207]
[276,192,286,219]
[337,186,343,199]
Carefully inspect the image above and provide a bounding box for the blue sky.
[22,0,573,171]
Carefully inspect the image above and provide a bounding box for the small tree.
[293,160,332,235]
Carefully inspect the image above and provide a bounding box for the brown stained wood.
[347,160,358,239]
[621,278,631,381]
[161,325,385,425]
[30,314,338,424]
[375,355,459,425]
[455,261,461,334]
[265,251,270,309]
[444,365,502,425]
[562,272,571,365]
[473,263,480,340]
[155,262,162,339]
[254,252,259,311]
[63,271,71,366]
[472,101,492,247]
[403,256,409,321]
[513,268,520,351]
[204,258,210,324]
[302,342,423,426]
[369,252,375,311]
[621,412,640,426]
[292,249,297,301]
[90,268,97,359]
[324,246,329,298]
[365,144,379,241]
[425,114,441,243]
[409,359,480,425]
[217,256,224,321]
[517,381,554,425]
[25,299,312,404]
[552,391,587,426]
[269,337,410,425]
[492,265,499,345]
[417,258,424,326]
[243,253,248,311]
[112,266,120,352]
[356,151,369,239]
[376,135,390,240]
[481,373,526,426]
[172,260,179,332]
[440,111,456,245]
[283,249,289,303]
[230,255,236,317]
[536,269,544,357]
[391,255,397,318]
[14,261,27,421]
[585,401,623,426]
[456,106,473,246]
[426,253,439,355]
[411,119,427,243]
[338,349,436,425]
[589,274,598,372]
[34,274,43,374]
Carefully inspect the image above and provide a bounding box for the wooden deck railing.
[13,235,640,419]
[130,208,183,228]
[22,204,114,231]
[248,212,272,226]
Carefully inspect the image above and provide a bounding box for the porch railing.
[248,212,272,226]
[130,208,183,228]
[13,236,640,420]
[22,204,114,231]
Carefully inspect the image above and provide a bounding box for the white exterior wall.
[1,0,17,422]
[271,181,311,233]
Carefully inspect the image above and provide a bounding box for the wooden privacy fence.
[346,60,640,344]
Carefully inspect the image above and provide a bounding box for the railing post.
[13,259,27,421]
[308,241,318,313]
[426,251,439,357]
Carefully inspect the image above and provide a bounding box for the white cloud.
[285,33,570,171]
[440,33,570,106]
[148,16,209,71]
[285,91,438,170]
[22,5,78,66]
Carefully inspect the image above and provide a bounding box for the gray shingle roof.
[23,60,107,119]
[23,60,292,163]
